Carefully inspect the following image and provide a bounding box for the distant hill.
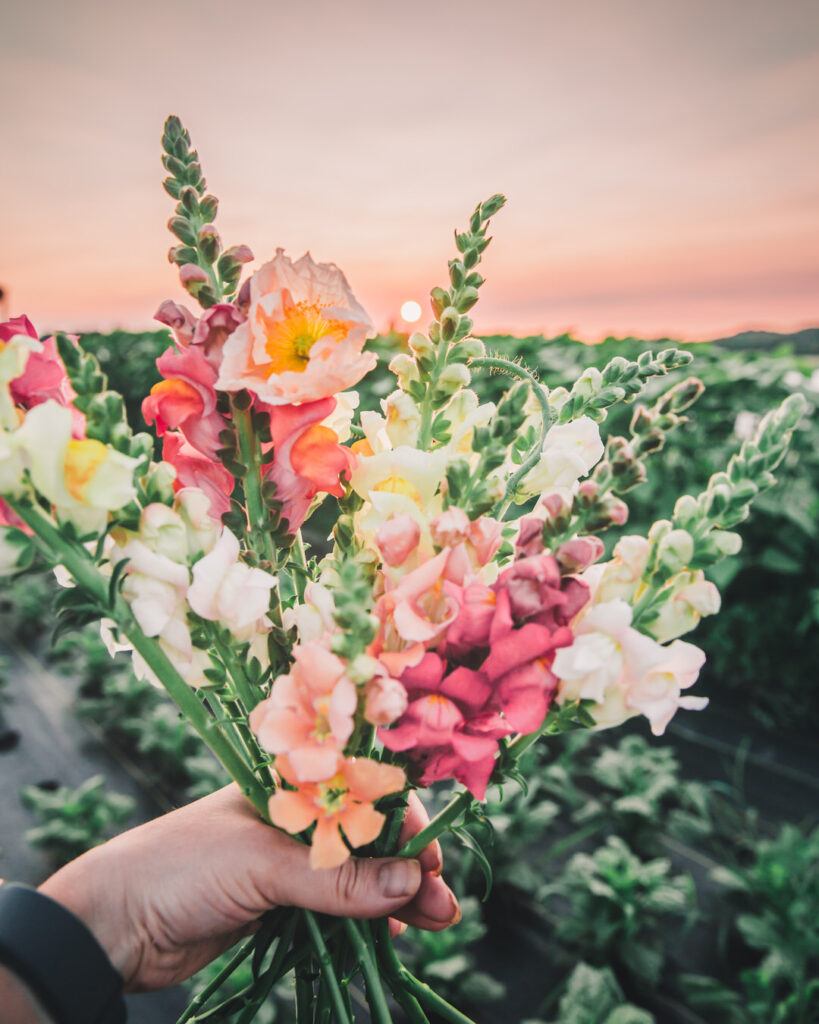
[712,327,819,354]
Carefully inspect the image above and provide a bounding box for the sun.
[399,300,422,323]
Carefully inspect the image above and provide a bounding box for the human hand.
[38,784,459,993]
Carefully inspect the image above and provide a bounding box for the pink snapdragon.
[263,398,356,532]
[142,345,227,459]
[250,643,357,782]
[162,433,234,520]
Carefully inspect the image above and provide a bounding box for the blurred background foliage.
[1,327,816,1022]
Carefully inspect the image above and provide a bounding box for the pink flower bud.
[376,514,421,567]
[364,673,408,726]
[516,516,545,558]
[605,497,629,526]
[154,300,197,347]
[430,507,470,548]
[556,536,604,573]
[224,244,255,264]
[179,264,209,285]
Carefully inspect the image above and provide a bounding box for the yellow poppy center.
[258,301,349,377]
[64,439,108,502]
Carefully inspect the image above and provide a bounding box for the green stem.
[234,912,299,1024]
[7,499,270,820]
[208,625,263,709]
[373,919,475,1024]
[373,919,429,1024]
[303,911,353,1024]
[294,952,314,1024]
[343,919,392,1024]
[398,790,472,859]
[469,356,551,519]
[417,333,450,451]
[232,398,275,564]
[176,937,256,1023]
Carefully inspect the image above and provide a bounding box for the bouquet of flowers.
[0,116,805,1023]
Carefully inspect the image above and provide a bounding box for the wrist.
[38,846,138,989]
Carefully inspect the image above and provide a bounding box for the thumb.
[269,842,423,919]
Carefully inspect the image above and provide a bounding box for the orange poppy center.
[258,301,349,376]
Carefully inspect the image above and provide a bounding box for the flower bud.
[384,390,421,447]
[573,367,603,399]
[430,287,449,319]
[658,376,705,414]
[461,337,486,359]
[388,353,420,390]
[672,495,699,530]
[541,490,573,531]
[440,307,460,343]
[179,264,210,299]
[516,516,545,557]
[409,332,435,360]
[657,528,694,575]
[438,362,470,393]
[141,461,177,506]
[167,215,197,246]
[223,243,254,264]
[556,536,604,573]
[455,286,480,313]
[197,223,221,264]
[575,479,600,508]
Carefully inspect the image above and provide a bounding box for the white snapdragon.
[14,402,138,532]
[187,528,277,639]
[522,415,604,496]
[553,598,708,736]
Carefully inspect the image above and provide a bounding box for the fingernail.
[449,897,461,925]
[379,859,420,899]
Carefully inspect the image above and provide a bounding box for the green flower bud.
[167,215,197,246]
[409,332,435,360]
[142,461,177,505]
[455,286,480,313]
[672,495,699,530]
[388,353,420,389]
[198,223,221,264]
[438,362,471,393]
[657,528,694,575]
[430,287,450,319]
[440,307,460,342]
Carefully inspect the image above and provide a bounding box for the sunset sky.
[2,0,817,341]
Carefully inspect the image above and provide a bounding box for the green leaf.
[451,825,494,901]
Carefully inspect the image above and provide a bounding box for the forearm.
[0,965,55,1024]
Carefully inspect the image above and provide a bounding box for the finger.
[393,871,460,931]
[398,792,442,876]
[388,918,408,938]
[252,827,423,920]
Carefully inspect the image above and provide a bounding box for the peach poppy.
[216,250,376,405]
